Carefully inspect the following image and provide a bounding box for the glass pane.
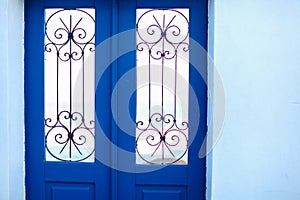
[136,9,189,164]
[44,8,95,162]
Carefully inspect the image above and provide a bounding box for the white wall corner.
[0,0,25,199]
[206,0,215,200]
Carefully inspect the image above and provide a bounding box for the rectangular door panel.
[137,186,187,200]
[46,183,95,200]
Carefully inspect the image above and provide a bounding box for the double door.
[25,0,208,199]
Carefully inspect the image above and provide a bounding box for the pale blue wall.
[0,0,10,198]
[0,0,25,199]
[209,0,300,199]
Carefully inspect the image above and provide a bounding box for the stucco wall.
[209,0,300,199]
[0,0,25,199]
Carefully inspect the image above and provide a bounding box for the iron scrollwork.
[44,9,95,162]
[136,9,189,164]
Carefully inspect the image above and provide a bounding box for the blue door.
[25,0,207,199]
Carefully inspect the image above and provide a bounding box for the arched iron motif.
[136,9,189,164]
[44,9,95,162]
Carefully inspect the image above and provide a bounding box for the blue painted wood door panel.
[25,0,111,200]
[25,0,207,199]
[117,0,207,200]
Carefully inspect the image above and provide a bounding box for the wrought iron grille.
[44,9,95,162]
[136,9,189,164]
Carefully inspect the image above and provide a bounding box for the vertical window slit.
[136,9,190,165]
[44,8,95,162]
